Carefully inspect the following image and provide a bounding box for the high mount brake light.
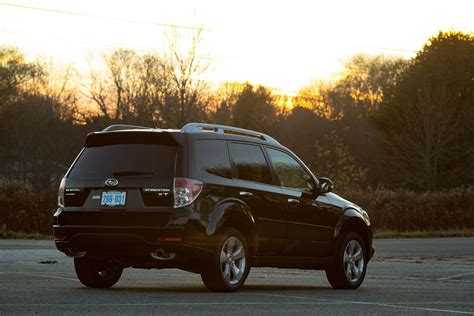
[173,178,203,208]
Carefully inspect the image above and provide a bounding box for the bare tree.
[32,60,79,121]
[87,50,168,126]
[159,27,212,127]
[88,49,137,120]
[86,27,211,129]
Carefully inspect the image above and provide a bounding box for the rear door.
[228,142,288,256]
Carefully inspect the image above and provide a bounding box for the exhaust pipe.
[64,248,86,258]
[150,248,176,261]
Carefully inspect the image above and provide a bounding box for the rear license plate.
[101,191,126,206]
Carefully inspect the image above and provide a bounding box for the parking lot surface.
[0,238,473,315]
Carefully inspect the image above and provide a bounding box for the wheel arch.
[332,208,372,257]
[206,198,257,256]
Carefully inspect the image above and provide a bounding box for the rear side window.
[68,144,176,178]
[229,143,272,185]
[196,140,232,179]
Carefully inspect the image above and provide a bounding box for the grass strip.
[374,228,474,239]
[2,226,474,240]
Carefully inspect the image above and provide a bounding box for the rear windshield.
[68,144,176,178]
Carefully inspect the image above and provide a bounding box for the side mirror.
[319,177,333,194]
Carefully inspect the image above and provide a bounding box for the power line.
[2,2,469,56]
[0,26,148,51]
[0,27,232,62]
[0,2,217,32]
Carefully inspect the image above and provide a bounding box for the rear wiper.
[112,171,155,177]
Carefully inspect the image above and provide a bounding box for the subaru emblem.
[105,178,119,187]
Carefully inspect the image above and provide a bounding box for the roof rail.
[181,123,279,144]
[102,124,151,132]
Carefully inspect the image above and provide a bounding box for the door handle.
[239,191,253,197]
[288,198,300,205]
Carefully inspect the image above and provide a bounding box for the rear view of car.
[54,127,205,287]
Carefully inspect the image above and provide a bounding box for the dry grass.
[342,186,474,231]
[0,225,52,240]
[374,228,474,239]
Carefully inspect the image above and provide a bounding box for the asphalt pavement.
[0,238,473,315]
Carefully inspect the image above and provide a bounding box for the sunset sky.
[0,0,472,94]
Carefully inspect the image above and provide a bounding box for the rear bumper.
[57,226,197,244]
[53,224,213,271]
[54,205,211,251]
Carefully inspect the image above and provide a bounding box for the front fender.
[335,208,371,237]
[206,198,256,236]
[333,207,372,252]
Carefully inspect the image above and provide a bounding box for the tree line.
[0,31,472,192]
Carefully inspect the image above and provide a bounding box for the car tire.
[325,232,367,289]
[74,257,123,288]
[200,227,250,292]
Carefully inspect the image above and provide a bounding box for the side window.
[196,140,232,179]
[228,143,273,185]
[266,148,315,192]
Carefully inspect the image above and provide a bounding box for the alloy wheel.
[343,239,365,283]
[219,236,246,285]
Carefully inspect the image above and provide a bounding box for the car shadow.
[242,284,330,292]
[74,283,331,294]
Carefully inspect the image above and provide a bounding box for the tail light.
[58,178,66,206]
[173,178,203,208]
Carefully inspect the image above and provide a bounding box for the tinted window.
[267,148,315,192]
[69,144,176,178]
[229,143,272,184]
[196,140,232,179]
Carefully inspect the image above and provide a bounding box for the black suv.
[54,123,374,292]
